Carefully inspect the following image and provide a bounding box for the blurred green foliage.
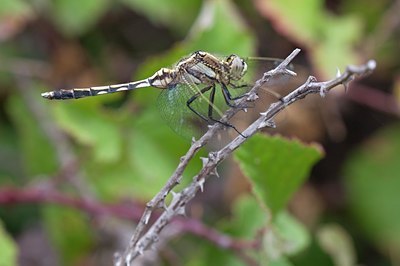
[7,94,58,176]
[316,224,357,266]
[121,0,202,35]
[0,0,398,265]
[255,0,362,77]
[0,0,31,17]
[47,0,111,36]
[189,196,311,266]
[43,206,94,265]
[0,221,17,266]
[344,124,400,255]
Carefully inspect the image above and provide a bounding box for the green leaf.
[6,95,58,176]
[291,237,334,266]
[126,107,204,198]
[134,0,256,92]
[42,206,93,265]
[48,0,110,36]
[312,15,362,76]
[256,0,323,43]
[227,195,270,238]
[342,0,388,32]
[0,0,32,17]
[0,220,17,266]
[255,0,362,77]
[80,105,204,200]
[186,0,255,56]
[316,224,356,266]
[83,152,141,200]
[197,195,268,266]
[268,257,294,266]
[263,211,310,261]
[121,0,201,34]
[274,212,310,255]
[220,196,310,264]
[187,243,243,266]
[344,124,400,252]
[53,101,122,163]
[0,116,22,181]
[234,134,323,214]
[127,126,184,197]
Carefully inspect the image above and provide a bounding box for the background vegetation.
[0,0,399,265]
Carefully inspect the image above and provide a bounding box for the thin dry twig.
[115,48,376,265]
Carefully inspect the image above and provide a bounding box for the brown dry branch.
[114,48,376,265]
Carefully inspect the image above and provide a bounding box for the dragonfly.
[41,51,282,139]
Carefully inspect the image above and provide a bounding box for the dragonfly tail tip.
[41,91,54,99]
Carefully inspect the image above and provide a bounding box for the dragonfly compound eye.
[195,51,206,57]
[227,55,247,80]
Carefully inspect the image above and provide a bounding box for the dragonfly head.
[226,54,247,80]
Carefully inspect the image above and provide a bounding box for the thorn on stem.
[178,207,186,216]
[367,60,377,70]
[257,119,276,129]
[343,81,349,93]
[209,152,218,162]
[198,177,205,192]
[246,93,259,101]
[126,253,133,265]
[171,191,178,200]
[136,247,143,255]
[283,68,297,77]
[210,167,220,178]
[114,253,121,266]
[336,67,341,78]
[200,157,209,166]
[266,120,276,128]
[156,200,167,210]
[320,86,327,97]
[152,235,159,243]
[144,212,152,224]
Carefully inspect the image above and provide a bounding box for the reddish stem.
[0,186,261,263]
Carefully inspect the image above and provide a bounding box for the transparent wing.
[157,83,205,140]
[157,82,246,140]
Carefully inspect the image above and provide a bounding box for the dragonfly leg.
[230,83,252,99]
[187,86,213,123]
[207,85,246,138]
[221,83,251,107]
[186,85,246,138]
[231,83,251,91]
[233,83,285,103]
[207,85,217,119]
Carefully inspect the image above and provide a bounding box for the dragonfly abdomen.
[147,68,179,89]
[41,80,151,100]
